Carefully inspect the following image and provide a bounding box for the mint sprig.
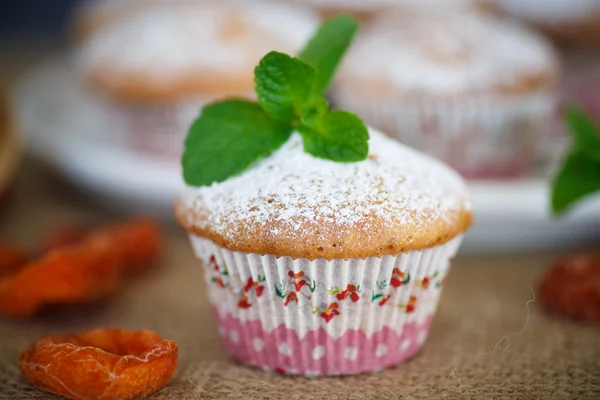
[183,16,367,187]
[255,51,368,162]
[182,100,292,186]
[299,110,369,162]
[298,15,359,93]
[255,51,317,123]
[551,108,600,214]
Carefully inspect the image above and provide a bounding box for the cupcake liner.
[332,90,557,179]
[189,235,463,376]
[87,97,207,159]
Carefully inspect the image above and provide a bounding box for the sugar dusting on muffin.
[176,129,472,259]
[337,10,558,96]
[79,2,319,86]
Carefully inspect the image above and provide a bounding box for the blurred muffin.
[71,0,178,42]
[77,1,319,158]
[290,0,481,20]
[71,0,146,41]
[0,92,20,203]
[488,0,600,50]
[332,10,559,179]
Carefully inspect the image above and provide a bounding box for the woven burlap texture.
[1,166,599,399]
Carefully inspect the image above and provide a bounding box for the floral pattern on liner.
[190,235,462,339]
[216,310,433,376]
[205,250,449,325]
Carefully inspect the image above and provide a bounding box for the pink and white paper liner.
[189,235,463,376]
[331,91,557,179]
[87,97,208,159]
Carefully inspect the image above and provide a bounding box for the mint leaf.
[552,108,600,214]
[298,15,359,93]
[299,110,368,162]
[299,96,329,127]
[565,108,600,161]
[255,51,317,122]
[182,100,293,186]
[552,152,600,214]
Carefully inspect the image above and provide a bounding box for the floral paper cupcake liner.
[190,235,463,376]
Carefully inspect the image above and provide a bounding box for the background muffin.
[487,0,600,50]
[177,128,472,376]
[332,9,559,179]
[70,0,185,42]
[289,0,481,20]
[76,0,319,158]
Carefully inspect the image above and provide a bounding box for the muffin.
[488,0,600,50]
[332,9,560,179]
[76,1,319,158]
[175,128,472,376]
[291,0,479,20]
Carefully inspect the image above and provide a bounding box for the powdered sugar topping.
[78,1,319,82]
[337,10,556,95]
[181,129,471,240]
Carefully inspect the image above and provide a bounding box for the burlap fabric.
[0,162,598,399]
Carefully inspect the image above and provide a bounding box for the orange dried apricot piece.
[19,328,178,400]
[0,246,120,318]
[539,253,600,323]
[85,217,162,273]
[41,225,93,253]
[0,241,28,279]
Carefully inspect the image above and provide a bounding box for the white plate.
[13,56,600,251]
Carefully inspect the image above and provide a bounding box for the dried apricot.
[41,225,93,253]
[539,253,600,323]
[85,217,162,273]
[19,328,178,400]
[0,246,120,318]
[0,241,28,279]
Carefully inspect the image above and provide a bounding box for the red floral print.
[390,268,405,288]
[237,294,251,309]
[284,292,298,306]
[212,277,225,288]
[320,302,340,323]
[289,271,307,292]
[243,277,265,298]
[406,296,417,313]
[421,277,431,290]
[209,255,219,271]
[336,284,360,302]
[379,294,391,306]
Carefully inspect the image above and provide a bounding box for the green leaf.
[254,51,317,122]
[298,15,359,93]
[371,293,384,301]
[551,152,600,214]
[182,100,293,187]
[300,96,329,127]
[565,108,600,157]
[275,285,286,299]
[299,110,369,162]
[402,273,411,285]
